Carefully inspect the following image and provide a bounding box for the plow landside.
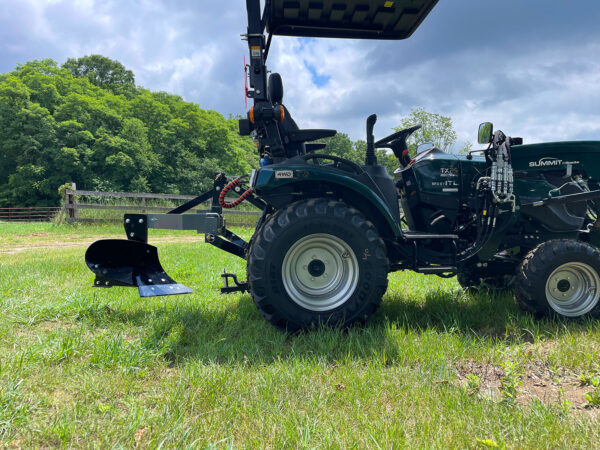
[85,239,192,297]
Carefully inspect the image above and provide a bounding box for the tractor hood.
[512,141,600,179]
[266,0,438,40]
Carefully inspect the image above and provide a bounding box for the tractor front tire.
[514,239,600,319]
[247,199,388,331]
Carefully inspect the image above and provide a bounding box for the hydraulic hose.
[219,176,254,209]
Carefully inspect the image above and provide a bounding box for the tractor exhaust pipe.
[365,114,378,166]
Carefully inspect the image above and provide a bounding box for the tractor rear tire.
[247,199,388,331]
[514,239,600,319]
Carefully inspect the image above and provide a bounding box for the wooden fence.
[64,184,260,226]
[0,206,62,222]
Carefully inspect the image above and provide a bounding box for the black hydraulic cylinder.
[525,189,600,208]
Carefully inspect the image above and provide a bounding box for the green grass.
[1,223,600,447]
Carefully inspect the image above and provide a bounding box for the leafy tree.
[0,57,260,207]
[396,108,458,155]
[319,133,363,164]
[459,140,473,155]
[63,55,136,97]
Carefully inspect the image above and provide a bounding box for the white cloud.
[1,0,599,149]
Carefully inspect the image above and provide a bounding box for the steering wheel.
[374,124,422,167]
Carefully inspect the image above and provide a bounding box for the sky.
[1,0,600,150]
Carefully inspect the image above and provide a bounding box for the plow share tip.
[85,239,192,297]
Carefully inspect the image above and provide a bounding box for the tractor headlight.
[249,169,258,188]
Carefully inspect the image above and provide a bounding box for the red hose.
[219,176,254,209]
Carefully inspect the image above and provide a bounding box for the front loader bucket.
[85,239,192,297]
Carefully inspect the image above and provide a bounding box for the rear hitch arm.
[124,173,256,260]
[124,211,248,259]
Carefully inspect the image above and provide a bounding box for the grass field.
[1,222,600,447]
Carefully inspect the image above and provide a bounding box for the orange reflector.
[279,105,285,123]
[249,107,254,123]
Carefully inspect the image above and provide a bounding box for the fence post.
[66,182,78,222]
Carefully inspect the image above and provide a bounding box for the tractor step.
[403,231,459,240]
[416,266,457,274]
[85,239,192,297]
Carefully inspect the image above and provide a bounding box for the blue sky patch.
[304,61,331,87]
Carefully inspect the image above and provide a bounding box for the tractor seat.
[268,73,336,157]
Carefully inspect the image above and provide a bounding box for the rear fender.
[253,165,402,238]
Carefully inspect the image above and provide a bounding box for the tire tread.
[247,199,388,331]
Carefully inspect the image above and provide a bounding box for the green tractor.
[85,0,600,330]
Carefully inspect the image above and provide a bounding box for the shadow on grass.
[75,286,595,366]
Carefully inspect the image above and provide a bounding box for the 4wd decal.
[529,157,580,168]
[275,170,294,179]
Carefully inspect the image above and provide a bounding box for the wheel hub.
[281,233,359,312]
[557,279,571,293]
[545,262,600,317]
[307,259,326,277]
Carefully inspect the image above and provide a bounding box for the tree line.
[0,55,464,207]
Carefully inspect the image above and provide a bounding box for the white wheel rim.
[545,262,600,317]
[281,233,359,312]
